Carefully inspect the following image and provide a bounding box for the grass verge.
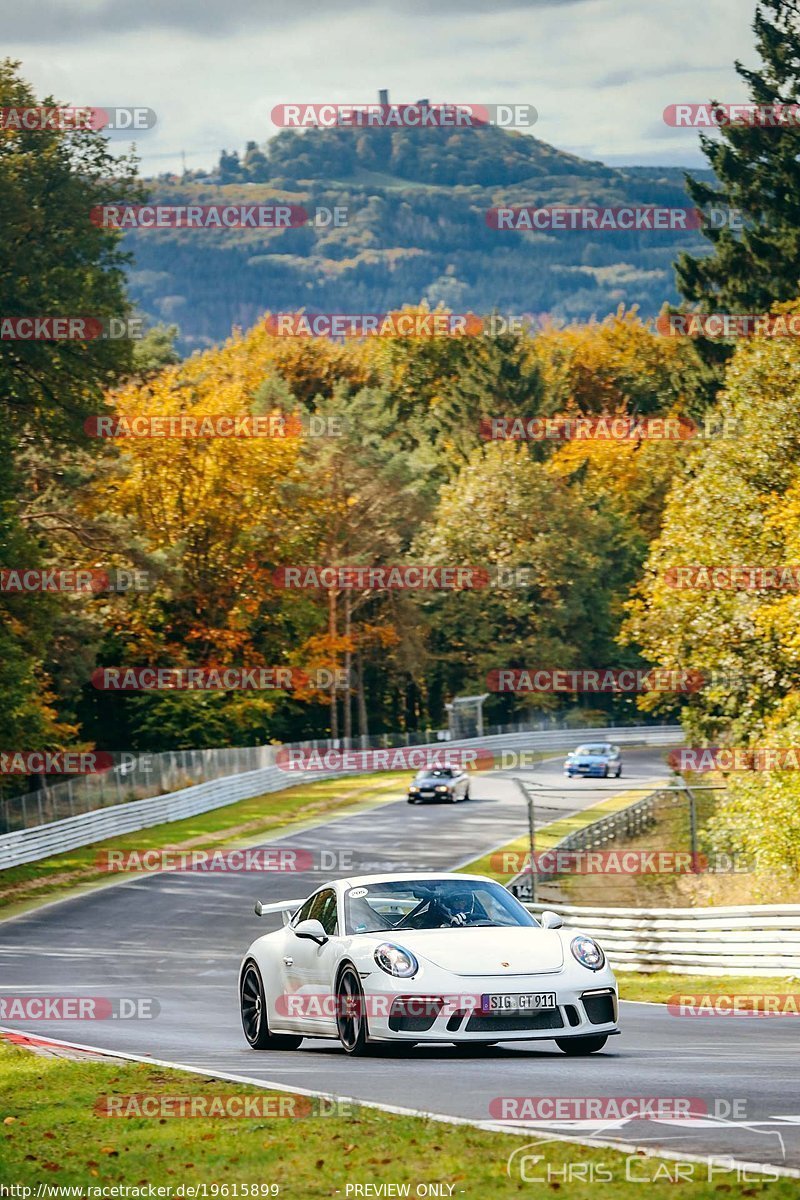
[458,787,656,885]
[0,772,409,918]
[536,771,800,908]
[615,971,800,1004]
[0,1040,793,1196]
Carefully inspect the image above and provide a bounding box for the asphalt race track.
[2,747,799,1175]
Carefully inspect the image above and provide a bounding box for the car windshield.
[344,878,537,935]
[575,745,610,756]
[414,768,453,779]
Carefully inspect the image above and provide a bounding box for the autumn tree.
[414,441,631,724]
[86,325,305,747]
[623,304,800,743]
[0,59,141,747]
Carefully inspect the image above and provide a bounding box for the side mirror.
[294,918,328,945]
[541,910,563,930]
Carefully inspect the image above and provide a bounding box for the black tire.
[616,766,622,778]
[555,1034,608,1056]
[240,961,302,1051]
[464,786,471,800]
[602,765,608,778]
[336,964,371,1055]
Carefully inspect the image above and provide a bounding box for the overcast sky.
[6,0,759,176]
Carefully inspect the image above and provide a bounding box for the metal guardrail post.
[526,781,536,904]
[685,782,699,870]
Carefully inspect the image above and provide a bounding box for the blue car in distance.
[564,743,622,779]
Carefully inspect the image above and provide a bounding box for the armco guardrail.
[0,716,676,833]
[0,724,680,871]
[525,901,800,977]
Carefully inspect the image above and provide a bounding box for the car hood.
[382,926,565,976]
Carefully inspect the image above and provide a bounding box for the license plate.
[420,790,434,796]
[481,992,556,1013]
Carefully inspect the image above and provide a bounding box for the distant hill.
[125,124,715,351]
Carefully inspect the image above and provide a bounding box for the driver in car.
[438,888,479,926]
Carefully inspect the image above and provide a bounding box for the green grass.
[0,772,409,917]
[616,971,800,1004]
[0,1041,794,1196]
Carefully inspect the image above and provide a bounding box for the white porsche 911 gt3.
[239,873,618,1056]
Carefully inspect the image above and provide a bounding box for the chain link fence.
[508,785,715,903]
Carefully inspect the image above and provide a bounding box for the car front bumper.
[364,977,619,1043]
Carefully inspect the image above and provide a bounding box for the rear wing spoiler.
[254,898,304,925]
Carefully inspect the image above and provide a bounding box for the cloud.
[4,0,756,176]
[5,0,594,44]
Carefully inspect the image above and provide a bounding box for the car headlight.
[434,784,450,792]
[571,935,605,971]
[409,786,419,793]
[374,943,419,978]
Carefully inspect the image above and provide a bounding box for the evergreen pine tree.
[676,0,800,312]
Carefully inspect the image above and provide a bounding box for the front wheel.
[616,766,622,778]
[337,965,371,1055]
[555,1034,608,1056]
[240,962,302,1050]
[464,786,471,800]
